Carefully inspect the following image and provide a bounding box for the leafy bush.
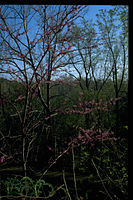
[0,176,60,198]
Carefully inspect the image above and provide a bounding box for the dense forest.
[0,5,128,200]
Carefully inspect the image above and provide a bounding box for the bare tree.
[96,6,128,134]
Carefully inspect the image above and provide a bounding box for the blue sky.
[84,5,115,23]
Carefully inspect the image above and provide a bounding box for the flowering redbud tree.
[36,93,120,179]
[0,5,120,180]
[0,5,88,175]
[58,93,119,145]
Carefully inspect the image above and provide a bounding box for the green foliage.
[77,139,128,199]
[1,177,21,195]
[123,125,128,130]
[20,176,35,196]
[0,176,56,198]
[34,179,54,197]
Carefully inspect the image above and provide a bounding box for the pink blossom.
[17,95,23,101]
[45,116,50,121]
[0,156,5,163]
[78,133,83,140]
[85,108,91,113]
[47,146,53,152]
[79,127,92,141]
[115,97,121,101]
[84,132,92,141]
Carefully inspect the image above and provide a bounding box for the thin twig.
[91,159,113,200]
[72,143,79,200]
[62,170,72,200]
